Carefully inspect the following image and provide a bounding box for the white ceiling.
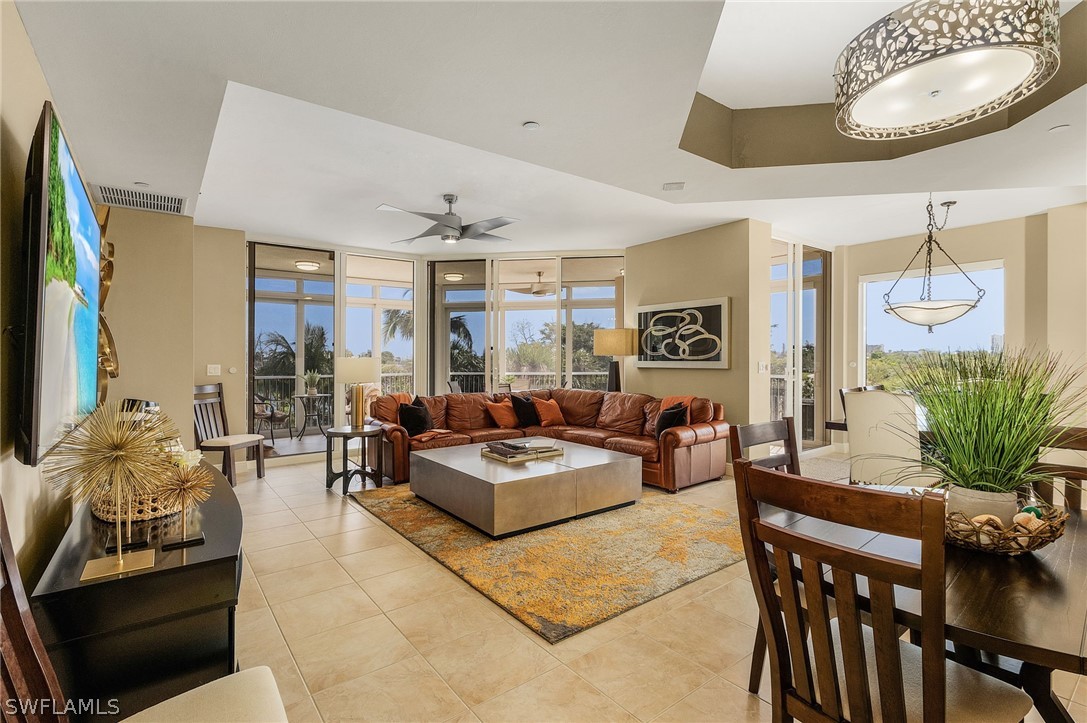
[698,0,1083,109]
[15,1,1087,253]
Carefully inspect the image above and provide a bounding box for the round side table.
[325,425,384,495]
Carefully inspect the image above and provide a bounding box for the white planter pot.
[306,387,318,396]
[946,486,1019,528]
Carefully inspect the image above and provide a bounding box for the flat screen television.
[16,101,101,466]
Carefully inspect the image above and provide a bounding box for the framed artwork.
[635,297,730,369]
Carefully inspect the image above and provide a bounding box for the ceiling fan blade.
[461,217,518,239]
[390,222,459,245]
[471,232,511,243]
[390,237,417,245]
[377,203,460,228]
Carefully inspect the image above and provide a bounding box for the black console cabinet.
[31,463,243,720]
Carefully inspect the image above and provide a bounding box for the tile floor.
[231,460,1086,722]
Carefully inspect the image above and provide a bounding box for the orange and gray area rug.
[351,486,745,643]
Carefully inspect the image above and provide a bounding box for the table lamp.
[593,328,637,392]
[335,356,381,427]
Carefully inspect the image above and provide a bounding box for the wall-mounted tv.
[16,101,101,466]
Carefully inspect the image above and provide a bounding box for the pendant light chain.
[883,194,986,333]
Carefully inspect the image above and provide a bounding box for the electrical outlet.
[758,361,769,374]
[207,364,221,376]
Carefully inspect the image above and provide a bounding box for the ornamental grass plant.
[897,349,1086,493]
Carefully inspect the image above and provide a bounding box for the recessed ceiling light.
[133,181,150,188]
[662,182,685,191]
[443,272,465,282]
[522,121,540,130]
[295,260,321,272]
[1049,124,1071,133]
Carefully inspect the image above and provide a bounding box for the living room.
[2,1,1086,721]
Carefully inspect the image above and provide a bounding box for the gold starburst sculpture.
[158,458,213,545]
[44,401,179,570]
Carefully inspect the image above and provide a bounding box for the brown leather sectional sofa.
[370,388,730,493]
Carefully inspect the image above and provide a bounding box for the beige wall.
[1046,203,1087,364]
[0,0,73,585]
[103,207,196,447]
[193,225,247,455]
[623,219,771,426]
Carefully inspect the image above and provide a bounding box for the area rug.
[351,486,745,643]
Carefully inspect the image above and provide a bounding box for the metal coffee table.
[410,437,642,538]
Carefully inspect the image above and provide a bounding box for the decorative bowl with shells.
[945,503,1068,555]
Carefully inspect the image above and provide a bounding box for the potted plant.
[897,349,1085,527]
[300,369,321,395]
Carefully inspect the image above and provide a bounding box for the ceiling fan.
[379,194,517,245]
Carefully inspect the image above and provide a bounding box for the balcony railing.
[771,374,816,440]
[254,372,414,432]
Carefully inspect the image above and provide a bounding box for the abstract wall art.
[635,297,730,369]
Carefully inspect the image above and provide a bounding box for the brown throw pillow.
[485,400,520,429]
[532,397,567,427]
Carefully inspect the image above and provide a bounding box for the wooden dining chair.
[729,416,801,694]
[733,460,1033,722]
[1,497,287,723]
[194,384,265,486]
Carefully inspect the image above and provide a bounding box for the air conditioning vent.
[95,185,186,215]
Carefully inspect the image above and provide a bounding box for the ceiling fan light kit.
[380,193,518,246]
[835,0,1060,139]
[883,196,985,332]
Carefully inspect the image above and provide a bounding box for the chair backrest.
[844,391,930,485]
[733,460,947,722]
[496,383,512,393]
[1033,426,1087,510]
[194,383,229,443]
[839,385,885,418]
[1,497,69,723]
[729,417,801,475]
[447,380,462,394]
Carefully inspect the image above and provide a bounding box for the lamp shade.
[884,299,980,329]
[593,328,637,357]
[335,355,381,384]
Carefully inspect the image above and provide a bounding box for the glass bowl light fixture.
[884,196,985,332]
[835,0,1060,139]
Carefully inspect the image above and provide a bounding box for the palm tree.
[381,309,473,348]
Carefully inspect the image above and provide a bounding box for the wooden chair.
[1,497,287,723]
[729,417,801,695]
[447,380,462,393]
[253,394,289,444]
[732,460,1032,722]
[838,384,885,419]
[194,384,265,485]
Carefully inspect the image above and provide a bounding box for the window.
[862,264,1005,390]
[344,255,415,395]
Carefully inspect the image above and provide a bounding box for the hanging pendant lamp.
[835,0,1061,139]
[883,196,985,332]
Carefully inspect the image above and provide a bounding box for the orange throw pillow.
[485,400,520,429]
[532,397,566,427]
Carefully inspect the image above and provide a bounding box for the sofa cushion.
[372,395,400,425]
[690,398,713,424]
[655,403,689,439]
[533,398,567,427]
[510,394,541,427]
[463,428,525,443]
[597,392,655,435]
[549,388,605,427]
[485,399,520,429]
[409,433,473,451]
[444,393,492,431]
[520,425,577,439]
[604,435,659,462]
[560,428,623,448]
[418,395,448,430]
[399,399,434,437]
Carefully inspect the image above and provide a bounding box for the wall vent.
[95,185,186,215]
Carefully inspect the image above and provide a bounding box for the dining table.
[764,490,1087,722]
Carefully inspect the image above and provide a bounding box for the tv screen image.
[18,102,101,465]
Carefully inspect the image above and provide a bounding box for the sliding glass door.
[770,241,830,449]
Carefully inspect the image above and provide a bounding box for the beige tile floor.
[231,460,1086,722]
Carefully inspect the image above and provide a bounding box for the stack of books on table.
[481,441,564,464]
